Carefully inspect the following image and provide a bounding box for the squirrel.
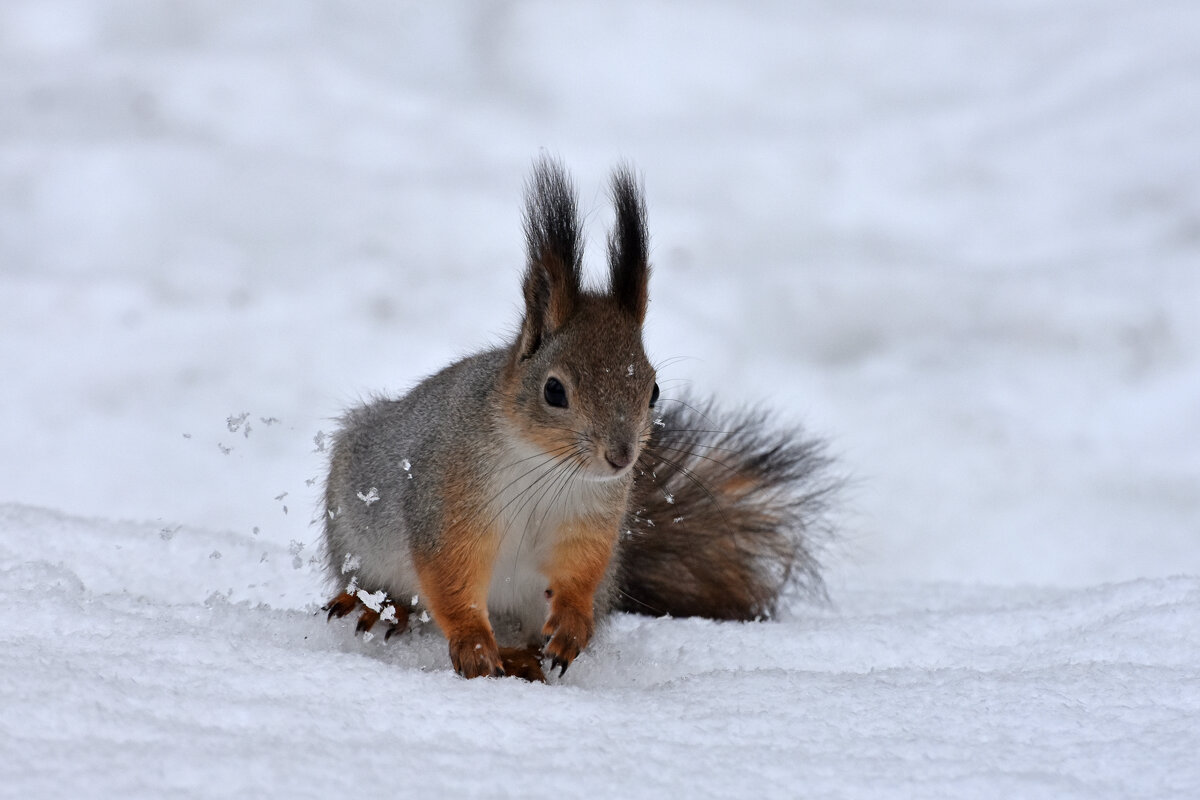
[321,158,834,681]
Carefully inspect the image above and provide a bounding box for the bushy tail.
[616,399,836,620]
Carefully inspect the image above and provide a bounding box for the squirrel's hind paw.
[355,607,380,634]
[323,592,411,641]
[324,592,358,621]
[499,646,547,683]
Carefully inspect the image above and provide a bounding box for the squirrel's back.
[323,348,508,600]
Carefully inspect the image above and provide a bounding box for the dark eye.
[649,382,660,407]
[544,377,568,408]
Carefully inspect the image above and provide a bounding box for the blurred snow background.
[2,1,1199,797]
[2,0,1197,586]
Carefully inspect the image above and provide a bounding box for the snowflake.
[356,589,386,612]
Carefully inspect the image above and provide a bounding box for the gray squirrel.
[322,159,834,681]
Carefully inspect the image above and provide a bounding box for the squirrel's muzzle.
[603,441,636,473]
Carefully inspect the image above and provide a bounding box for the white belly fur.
[484,436,612,642]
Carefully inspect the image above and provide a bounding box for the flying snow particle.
[259,416,280,425]
[418,610,430,624]
[663,491,675,505]
[243,422,252,439]
[341,553,361,574]
[654,417,665,428]
[210,550,222,559]
[328,506,341,520]
[304,477,317,487]
[410,594,419,606]
[159,525,180,541]
[282,505,288,515]
[288,540,305,569]
[357,487,380,506]
[275,492,288,501]
[217,443,232,455]
[226,412,250,433]
[252,526,260,535]
[356,589,386,612]
[182,433,192,439]
[673,516,685,524]
[626,364,635,377]
[313,431,328,453]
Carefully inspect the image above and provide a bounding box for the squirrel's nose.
[604,443,634,472]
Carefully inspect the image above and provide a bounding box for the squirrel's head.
[502,159,658,482]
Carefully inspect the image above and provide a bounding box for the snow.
[2,0,1199,797]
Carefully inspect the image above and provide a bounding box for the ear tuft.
[607,164,650,324]
[519,157,583,358]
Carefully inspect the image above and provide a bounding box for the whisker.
[458,442,584,542]
[513,442,590,565]
[656,396,716,425]
[611,583,667,617]
[637,450,744,551]
[652,355,696,371]
[648,443,739,473]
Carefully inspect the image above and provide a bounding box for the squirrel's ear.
[607,164,650,325]
[518,157,583,358]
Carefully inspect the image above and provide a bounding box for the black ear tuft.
[607,164,650,324]
[519,157,583,358]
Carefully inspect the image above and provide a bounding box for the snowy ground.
[3,1,1199,797]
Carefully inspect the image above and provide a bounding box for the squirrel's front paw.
[448,632,504,679]
[542,606,594,676]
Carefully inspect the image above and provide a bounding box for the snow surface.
[3,1,1199,797]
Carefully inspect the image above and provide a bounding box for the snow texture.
[2,1,1199,797]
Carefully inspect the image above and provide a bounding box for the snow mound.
[1,504,1197,798]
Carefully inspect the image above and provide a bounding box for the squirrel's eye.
[650,382,660,407]
[544,377,568,409]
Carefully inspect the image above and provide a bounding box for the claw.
[355,607,380,634]
[382,605,411,641]
[324,592,358,621]
[551,656,569,677]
